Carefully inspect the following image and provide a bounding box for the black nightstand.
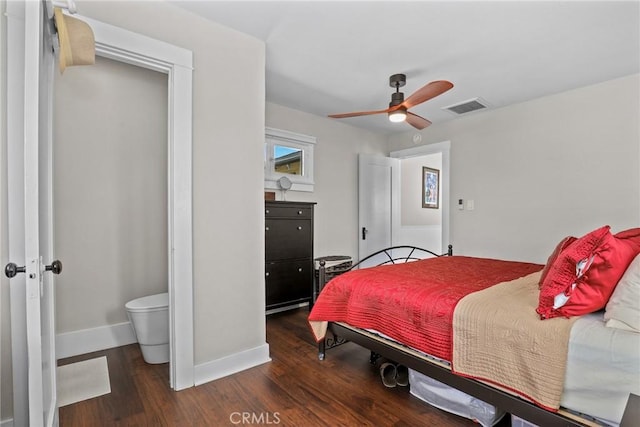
[311,255,352,309]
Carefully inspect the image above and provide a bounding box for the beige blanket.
[452,271,578,411]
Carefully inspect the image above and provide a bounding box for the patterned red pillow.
[538,226,640,319]
[537,226,609,319]
[538,236,577,288]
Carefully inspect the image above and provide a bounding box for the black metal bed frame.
[315,245,591,427]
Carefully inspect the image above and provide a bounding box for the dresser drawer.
[265,260,313,307]
[265,219,312,260]
[265,205,312,219]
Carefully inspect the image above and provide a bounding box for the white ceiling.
[172,1,640,135]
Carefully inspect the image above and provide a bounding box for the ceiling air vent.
[442,97,489,115]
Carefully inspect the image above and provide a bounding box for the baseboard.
[266,302,308,315]
[0,418,14,427]
[56,322,137,359]
[194,343,271,386]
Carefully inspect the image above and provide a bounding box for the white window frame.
[265,127,315,192]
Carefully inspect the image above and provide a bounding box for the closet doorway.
[52,16,195,391]
[54,55,169,370]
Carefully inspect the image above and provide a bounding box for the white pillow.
[604,253,640,332]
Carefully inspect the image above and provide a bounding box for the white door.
[6,1,59,425]
[358,154,400,267]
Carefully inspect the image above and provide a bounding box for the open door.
[358,154,400,267]
[6,1,59,425]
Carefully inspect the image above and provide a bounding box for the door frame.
[82,15,194,390]
[80,13,195,393]
[390,140,451,255]
[6,12,195,425]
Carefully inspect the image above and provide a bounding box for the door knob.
[4,263,25,278]
[362,227,368,240]
[4,260,62,278]
[45,260,63,275]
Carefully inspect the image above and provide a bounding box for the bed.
[308,234,640,427]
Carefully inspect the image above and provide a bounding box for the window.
[265,127,315,192]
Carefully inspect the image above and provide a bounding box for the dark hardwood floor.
[59,308,512,426]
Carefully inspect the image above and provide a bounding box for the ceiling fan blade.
[406,112,432,130]
[402,80,454,109]
[328,107,392,119]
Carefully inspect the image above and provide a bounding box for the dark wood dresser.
[265,201,316,311]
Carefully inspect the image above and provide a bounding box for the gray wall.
[53,56,168,332]
[388,73,640,263]
[400,154,442,226]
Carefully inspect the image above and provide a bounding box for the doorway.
[396,153,443,252]
[53,57,169,362]
[391,141,451,255]
[358,141,450,263]
[55,14,196,390]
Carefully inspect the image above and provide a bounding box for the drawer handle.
[266,272,270,277]
[297,226,303,230]
[297,210,303,215]
[298,268,303,272]
[265,226,269,231]
[266,209,270,214]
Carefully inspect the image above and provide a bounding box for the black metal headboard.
[317,245,453,289]
[348,244,453,271]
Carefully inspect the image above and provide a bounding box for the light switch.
[466,200,475,211]
[458,199,464,210]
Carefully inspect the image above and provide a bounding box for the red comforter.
[308,256,542,361]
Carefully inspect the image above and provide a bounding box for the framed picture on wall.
[422,167,440,209]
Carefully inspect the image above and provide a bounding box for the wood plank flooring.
[59,308,512,426]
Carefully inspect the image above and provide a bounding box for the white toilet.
[125,292,169,364]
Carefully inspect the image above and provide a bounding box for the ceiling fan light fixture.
[328,75,453,130]
[388,108,407,123]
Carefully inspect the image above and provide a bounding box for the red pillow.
[538,226,640,319]
[538,236,577,288]
[615,227,640,250]
[536,226,636,319]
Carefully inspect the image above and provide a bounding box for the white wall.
[388,74,640,263]
[266,102,388,260]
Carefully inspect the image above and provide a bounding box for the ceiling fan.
[328,74,453,130]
